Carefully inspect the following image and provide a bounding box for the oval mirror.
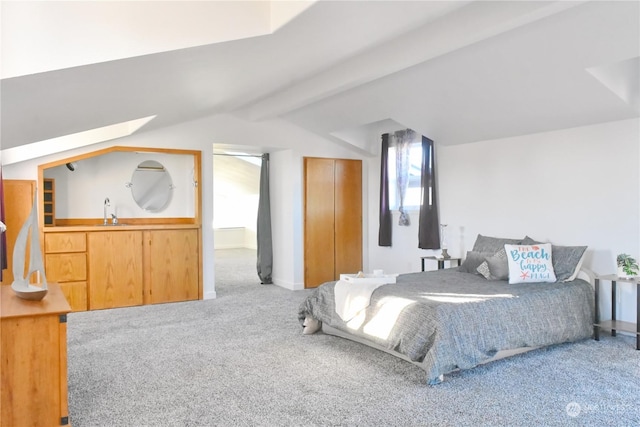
[130,160,173,212]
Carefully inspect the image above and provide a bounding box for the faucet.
[103,198,110,225]
[111,213,118,225]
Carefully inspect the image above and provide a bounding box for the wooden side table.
[421,256,461,272]
[594,274,639,350]
[1,283,71,426]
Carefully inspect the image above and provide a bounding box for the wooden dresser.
[1,283,71,427]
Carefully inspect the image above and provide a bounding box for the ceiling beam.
[239,1,585,122]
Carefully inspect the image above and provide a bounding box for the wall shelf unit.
[43,178,55,226]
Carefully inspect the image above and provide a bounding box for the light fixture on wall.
[65,162,77,171]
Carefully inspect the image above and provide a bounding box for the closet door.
[304,158,362,288]
[304,158,336,288]
[334,159,362,277]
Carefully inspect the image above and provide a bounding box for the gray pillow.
[521,236,542,245]
[552,245,587,282]
[472,234,524,255]
[477,248,509,280]
[458,251,493,274]
[522,237,587,282]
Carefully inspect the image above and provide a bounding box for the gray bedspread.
[298,269,594,384]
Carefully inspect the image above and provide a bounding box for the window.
[379,130,439,248]
[387,139,424,211]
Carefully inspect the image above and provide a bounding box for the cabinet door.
[1,314,65,427]
[148,229,199,304]
[59,281,88,312]
[1,180,35,285]
[304,158,336,288]
[88,231,143,309]
[334,159,362,276]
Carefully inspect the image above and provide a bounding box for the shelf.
[595,320,639,335]
[597,274,640,283]
[43,178,55,226]
[594,274,640,349]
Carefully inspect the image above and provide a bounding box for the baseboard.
[272,278,305,291]
[203,290,217,300]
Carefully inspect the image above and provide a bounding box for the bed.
[298,235,594,384]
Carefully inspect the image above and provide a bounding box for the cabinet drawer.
[59,281,88,312]
[45,253,87,282]
[45,232,86,253]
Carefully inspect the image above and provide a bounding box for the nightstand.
[421,256,461,272]
[594,274,639,350]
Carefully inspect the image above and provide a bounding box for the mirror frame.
[37,146,202,228]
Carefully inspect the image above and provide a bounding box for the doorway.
[213,150,262,294]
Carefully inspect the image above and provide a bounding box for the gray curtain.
[256,153,273,284]
[378,134,392,246]
[418,136,440,249]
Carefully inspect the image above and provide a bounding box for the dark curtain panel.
[418,136,440,249]
[256,153,273,284]
[378,133,392,246]
[0,169,6,280]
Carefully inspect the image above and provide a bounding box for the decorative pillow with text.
[504,243,556,284]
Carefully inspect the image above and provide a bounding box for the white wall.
[203,115,364,290]
[45,151,195,219]
[213,228,256,250]
[2,113,365,297]
[368,118,640,324]
[2,121,218,298]
[213,154,260,250]
[7,108,636,321]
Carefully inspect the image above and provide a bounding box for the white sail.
[11,188,48,299]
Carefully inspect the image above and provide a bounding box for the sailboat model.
[11,189,48,300]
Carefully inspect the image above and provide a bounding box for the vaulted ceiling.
[1,1,638,161]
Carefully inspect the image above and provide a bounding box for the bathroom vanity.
[44,225,200,311]
[38,146,202,311]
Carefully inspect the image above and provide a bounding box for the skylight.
[0,115,156,165]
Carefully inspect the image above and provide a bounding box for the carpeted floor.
[66,249,640,426]
[213,248,265,296]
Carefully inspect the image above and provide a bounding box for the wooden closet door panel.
[1,180,36,285]
[334,159,363,276]
[88,231,143,309]
[304,158,336,288]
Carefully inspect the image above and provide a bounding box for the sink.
[94,223,127,226]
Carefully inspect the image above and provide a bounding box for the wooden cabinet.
[45,232,88,311]
[304,158,362,288]
[145,229,199,304]
[42,227,200,310]
[1,180,36,285]
[1,283,71,427]
[88,230,143,310]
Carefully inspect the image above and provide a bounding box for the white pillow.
[504,243,557,284]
